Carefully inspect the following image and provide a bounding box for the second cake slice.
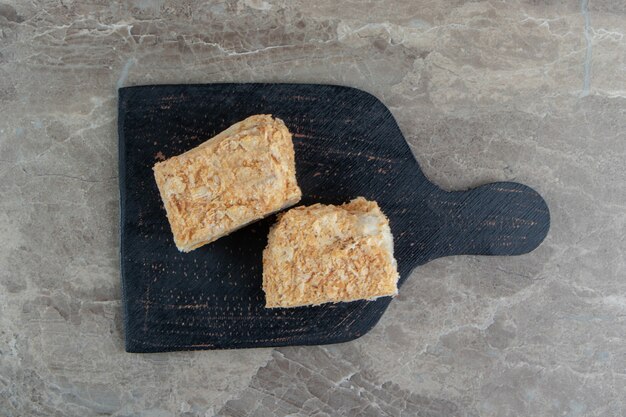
[153,115,302,252]
[263,197,399,308]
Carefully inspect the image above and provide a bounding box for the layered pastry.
[263,197,399,308]
[153,115,302,252]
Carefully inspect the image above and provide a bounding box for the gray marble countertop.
[1,1,625,416]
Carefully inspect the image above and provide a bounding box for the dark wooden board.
[118,84,549,353]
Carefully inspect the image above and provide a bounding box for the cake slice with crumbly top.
[153,115,301,252]
[262,197,399,308]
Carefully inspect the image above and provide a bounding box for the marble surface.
[0,0,625,416]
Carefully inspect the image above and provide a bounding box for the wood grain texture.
[118,84,550,353]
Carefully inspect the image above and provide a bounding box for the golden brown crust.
[153,115,302,252]
[262,197,399,308]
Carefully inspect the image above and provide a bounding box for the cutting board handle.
[426,181,550,259]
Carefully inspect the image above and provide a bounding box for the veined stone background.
[1,1,625,416]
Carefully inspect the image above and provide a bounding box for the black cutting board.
[118,84,549,353]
